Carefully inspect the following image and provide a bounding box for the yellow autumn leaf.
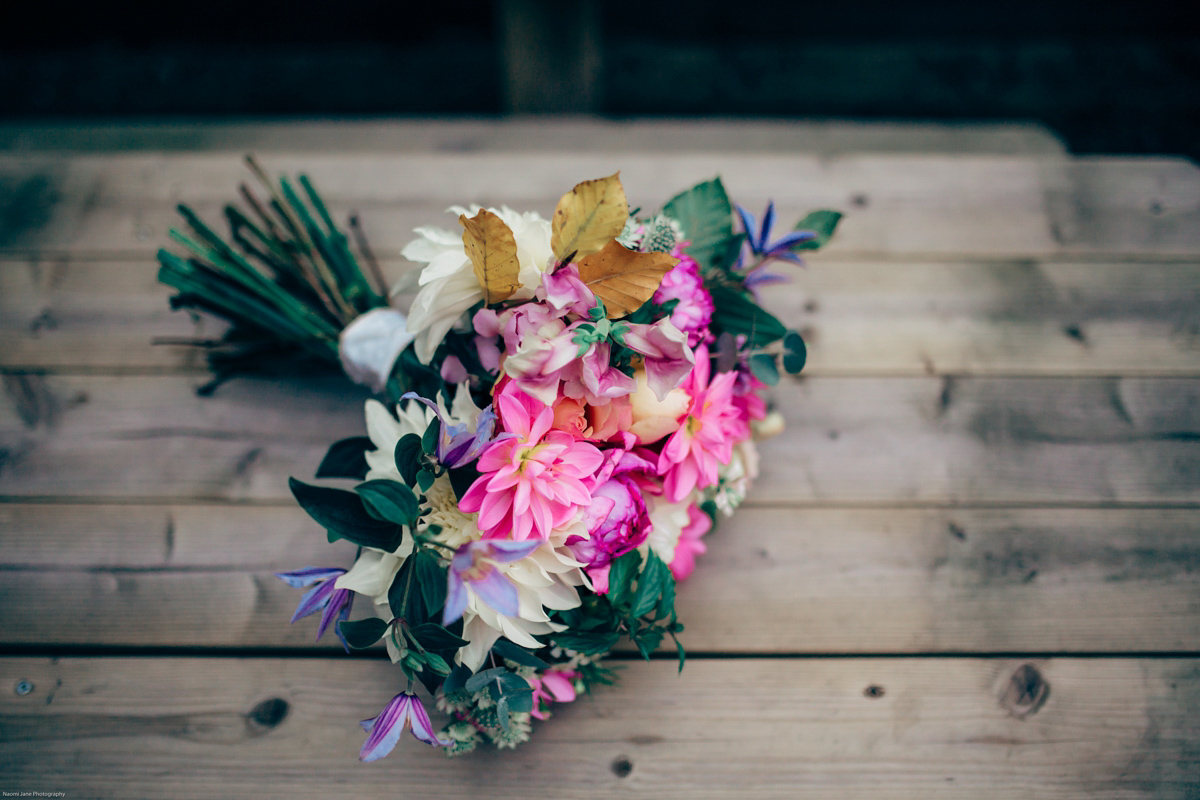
[576,239,679,318]
[551,172,629,261]
[460,209,521,305]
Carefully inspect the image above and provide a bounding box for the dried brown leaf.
[551,173,629,261]
[460,209,521,305]
[576,240,678,318]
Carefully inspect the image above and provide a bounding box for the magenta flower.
[275,566,354,651]
[621,317,695,401]
[561,339,637,405]
[540,263,596,317]
[668,504,713,581]
[567,450,655,584]
[460,383,604,541]
[530,669,579,720]
[654,252,714,346]
[443,539,542,624]
[359,691,452,761]
[657,345,747,503]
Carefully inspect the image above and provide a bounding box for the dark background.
[2,0,1197,158]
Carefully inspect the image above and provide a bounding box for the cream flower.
[639,493,698,565]
[400,206,553,363]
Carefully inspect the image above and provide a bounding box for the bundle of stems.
[156,155,390,393]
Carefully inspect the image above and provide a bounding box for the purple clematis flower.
[442,540,542,625]
[736,201,817,266]
[359,691,453,761]
[275,566,354,651]
[400,392,511,469]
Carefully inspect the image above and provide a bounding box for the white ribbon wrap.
[338,308,415,393]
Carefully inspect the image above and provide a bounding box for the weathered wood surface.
[2,155,1198,258]
[2,138,1198,795]
[4,257,1198,375]
[0,118,1070,155]
[3,374,1197,503]
[2,657,1197,799]
[2,506,1197,653]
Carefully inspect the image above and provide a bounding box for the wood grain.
[1,506,1197,653]
[1,656,1196,799]
[4,257,1198,375]
[1,155,1197,258]
[3,374,1197,503]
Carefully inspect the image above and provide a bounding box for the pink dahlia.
[657,345,747,503]
[566,449,655,589]
[668,504,714,581]
[460,383,604,541]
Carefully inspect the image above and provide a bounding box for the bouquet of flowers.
[159,166,839,760]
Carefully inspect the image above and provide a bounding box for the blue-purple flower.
[737,201,816,266]
[443,540,542,625]
[401,392,510,468]
[359,691,453,761]
[275,566,354,651]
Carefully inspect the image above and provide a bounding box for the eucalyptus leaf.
[443,664,472,694]
[783,330,807,374]
[749,353,780,386]
[504,689,534,713]
[464,666,507,694]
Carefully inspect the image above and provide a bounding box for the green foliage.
[749,353,781,386]
[393,433,424,487]
[783,330,807,374]
[791,210,843,251]
[337,617,388,649]
[355,480,419,527]
[409,622,469,651]
[314,436,373,480]
[661,178,735,272]
[288,477,402,552]
[708,285,788,347]
[412,549,448,619]
[492,638,550,669]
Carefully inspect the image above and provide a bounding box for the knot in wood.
[247,697,290,731]
[1001,664,1049,719]
[611,755,634,778]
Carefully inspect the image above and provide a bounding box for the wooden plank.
[1,656,1196,798]
[4,257,1199,375]
[2,374,1198,503]
[2,154,1197,258]
[1,506,1197,653]
[0,118,1069,155]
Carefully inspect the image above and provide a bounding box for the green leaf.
[495,695,510,731]
[355,480,419,527]
[416,468,436,492]
[337,618,388,650]
[504,688,534,713]
[288,477,402,551]
[631,552,669,619]
[496,671,531,696]
[447,463,481,503]
[791,210,842,251]
[552,630,621,656]
[749,354,780,386]
[783,330,807,374]
[443,664,472,694]
[672,631,687,673]
[409,622,468,651]
[413,549,447,619]
[394,433,423,487]
[464,666,507,694]
[315,436,373,480]
[606,550,642,608]
[421,418,441,456]
[662,178,735,271]
[492,638,549,669]
[656,570,677,621]
[631,626,665,660]
[708,285,787,347]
